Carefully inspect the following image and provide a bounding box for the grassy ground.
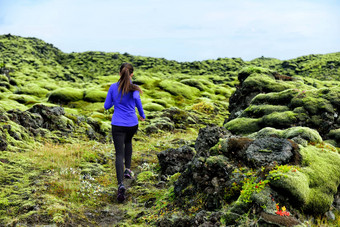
[0,129,198,226]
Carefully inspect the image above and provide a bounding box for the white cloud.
[0,0,339,61]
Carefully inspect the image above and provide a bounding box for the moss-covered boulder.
[83,90,107,102]
[158,80,200,99]
[145,117,174,134]
[143,103,165,112]
[16,83,49,98]
[251,127,323,145]
[225,67,340,138]
[48,88,84,104]
[180,79,205,91]
[268,145,340,214]
[224,117,261,135]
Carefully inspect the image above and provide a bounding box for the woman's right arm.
[133,91,146,119]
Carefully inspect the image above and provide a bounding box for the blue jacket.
[104,82,145,126]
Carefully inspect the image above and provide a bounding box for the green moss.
[158,80,200,99]
[8,94,38,105]
[283,127,322,143]
[327,129,340,146]
[242,104,290,118]
[16,83,49,97]
[0,99,28,111]
[243,73,297,92]
[0,87,8,93]
[153,99,167,107]
[214,87,232,97]
[136,171,157,184]
[84,89,107,102]
[0,151,41,224]
[206,155,229,167]
[79,162,105,176]
[41,83,59,91]
[239,66,273,76]
[251,89,299,106]
[143,103,165,112]
[180,79,205,91]
[133,75,156,88]
[252,127,322,143]
[0,75,9,82]
[291,91,334,115]
[269,145,340,214]
[224,118,261,135]
[192,101,214,114]
[260,111,297,128]
[48,88,84,103]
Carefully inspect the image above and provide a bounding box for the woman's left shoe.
[124,169,133,179]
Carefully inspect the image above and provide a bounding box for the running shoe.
[117,184,126,202]
[124,169,133,179]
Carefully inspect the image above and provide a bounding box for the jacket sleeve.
[104,85,114,110]
[133,91,146,119]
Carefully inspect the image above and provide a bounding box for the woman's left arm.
[104,85,114,110]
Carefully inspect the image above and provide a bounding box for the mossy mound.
[269,145,340,214]
[180,79,205,91]
[84,90,107,103]
[8,94,38,105]
[0,74,9,82]
[224,117,261,135]
[251,126,323,144]
[16,83,50,98]
[158,80,200,99]
[48,88,84,104]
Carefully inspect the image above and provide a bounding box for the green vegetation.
[269,145,340,214]
[0,34,340,226]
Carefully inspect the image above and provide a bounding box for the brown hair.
[118,63,142,95]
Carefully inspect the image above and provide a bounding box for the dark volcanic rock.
[157,145,195,176]
[28,104,71,132]
[195,125,230,155]
[8,104,73,133]
[0,130,7,151]
[29,104,65,118]
[245,137,294,168]
[174,155,234,210]
[220,136,300,168]
[8,109,43,130]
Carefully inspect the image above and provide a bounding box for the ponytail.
[118,63,143,96]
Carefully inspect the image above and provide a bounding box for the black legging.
[112,124,138,185]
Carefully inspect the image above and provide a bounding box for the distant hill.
[1,34,339,82]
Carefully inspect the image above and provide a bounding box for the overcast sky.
[0,0,339,62]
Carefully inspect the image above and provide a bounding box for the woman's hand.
[139,116,145,121]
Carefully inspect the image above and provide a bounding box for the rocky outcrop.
[157,145,195,176]
[164,123,340,226]
[225,67,340,144]
[7,104,72,136]
[215,136,301,168]
[194,125,230,155]
[2,104,109,151]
